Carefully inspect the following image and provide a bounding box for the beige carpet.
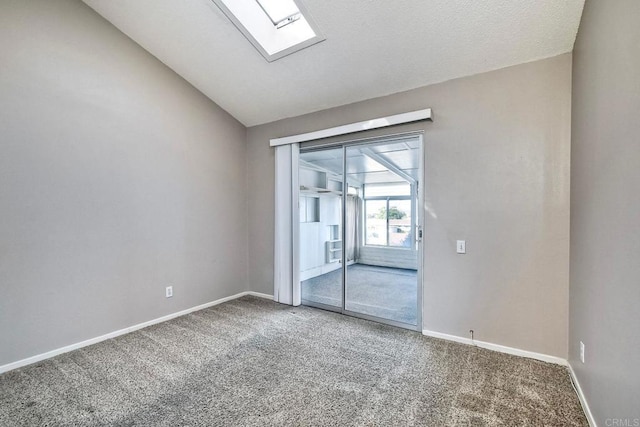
[0,296,588,426]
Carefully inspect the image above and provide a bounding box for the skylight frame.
[210,0,325,63]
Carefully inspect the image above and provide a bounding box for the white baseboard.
[568,363,597,427]
[245,291,274,300]
[422,329,568,366]
[0,290,273,375]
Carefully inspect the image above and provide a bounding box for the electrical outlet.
[580,341,585,363]
[166,286,173,298]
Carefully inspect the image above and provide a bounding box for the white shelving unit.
[325,239,342,263]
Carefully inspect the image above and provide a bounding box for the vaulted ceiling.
[82,0,585,127]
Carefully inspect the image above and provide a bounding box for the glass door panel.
[299,136,422,330]
[299,147,343,309]
[344,141,420,326]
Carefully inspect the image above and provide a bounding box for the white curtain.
[345,195,362,262]
[274,144,300,306]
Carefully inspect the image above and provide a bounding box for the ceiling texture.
[82,0,585,127]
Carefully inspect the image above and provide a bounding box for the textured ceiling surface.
[82,0,584,126]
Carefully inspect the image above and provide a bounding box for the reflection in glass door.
[299,136,422,330]
[299,147,344,309]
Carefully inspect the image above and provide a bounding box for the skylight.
[211,0,324,62]
[256,0,300,28]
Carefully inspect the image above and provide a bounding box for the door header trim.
[270,109,432,147]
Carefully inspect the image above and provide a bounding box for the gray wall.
[0,0,248,366]
[248,54,572,358]
[570,0,640,423]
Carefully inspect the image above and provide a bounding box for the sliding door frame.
[298,131,424,332]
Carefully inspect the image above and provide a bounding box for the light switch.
[456,240,466,254]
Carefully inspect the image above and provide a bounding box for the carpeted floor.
[302,264,418,325]
[0,296,587,426]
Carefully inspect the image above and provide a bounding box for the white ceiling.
[82,0,584,127]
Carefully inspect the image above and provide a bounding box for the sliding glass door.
[299,147,344,309]
[299,135,422,330]
[344,141,420,326]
